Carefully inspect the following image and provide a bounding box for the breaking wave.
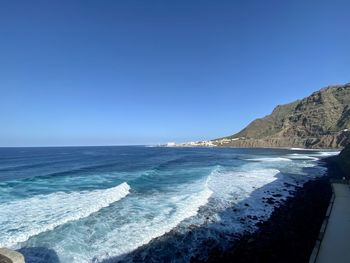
[0,182,130,247]
[246,157,292,162]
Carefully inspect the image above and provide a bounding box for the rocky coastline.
[105,158,335,263]
[212,132,350,149]
[196,155,347,263]
[199,175,332,263]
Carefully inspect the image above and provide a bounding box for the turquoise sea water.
[0,146,337,262]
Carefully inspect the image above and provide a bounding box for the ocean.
[0,146,337,262]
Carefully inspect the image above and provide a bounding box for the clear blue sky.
[1,0,349,146]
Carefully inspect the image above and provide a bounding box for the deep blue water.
[0,146,337,262]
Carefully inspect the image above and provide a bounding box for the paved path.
[316,183,350,263]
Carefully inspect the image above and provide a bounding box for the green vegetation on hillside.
[213,83,350,149]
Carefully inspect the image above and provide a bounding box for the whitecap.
[0,182,130,248]
[286,154,319,160]
[315,151,340,156]
[246,157,292,162]
[19,178,213,263]
[90,181,213,262]
[207,168,282,204]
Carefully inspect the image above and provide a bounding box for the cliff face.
[213,83,350,149]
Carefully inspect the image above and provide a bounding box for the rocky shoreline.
[196,165,332,263]
[211,133,350,149]
[107,159,333,263]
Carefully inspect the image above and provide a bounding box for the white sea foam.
[90,182,213,262]
[286,154,319,160]
[0,182,130,248]
[246,157,292,162]
[286,151,339,160]
[316,151,340,156]
[22,179,213,263]
[207,168,282,205]
[290,147,306,150]
[122,161,323,262]
[5,149,327,262]
[197,167,293,240]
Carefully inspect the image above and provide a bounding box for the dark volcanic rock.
[212,83,350,149]
[324,143,350,179]
[197,178,332,263]
[334,144,350,179]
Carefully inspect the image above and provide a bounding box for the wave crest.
[0,182,130,247]
[246,157,292,162]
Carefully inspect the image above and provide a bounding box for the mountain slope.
[212,83,350,149]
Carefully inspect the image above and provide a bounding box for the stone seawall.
[0,248,25,263]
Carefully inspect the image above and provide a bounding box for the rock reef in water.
[212,83,350,149]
